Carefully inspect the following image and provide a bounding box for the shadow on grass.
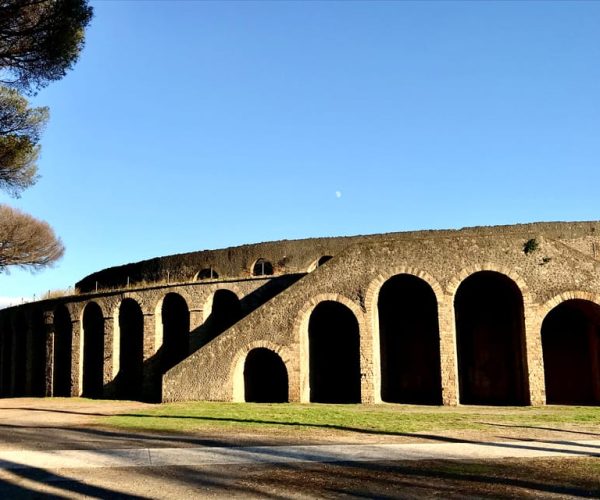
[480,421,600,437]
[112,413,600,457]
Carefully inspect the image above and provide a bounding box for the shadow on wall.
[103,274,305,403]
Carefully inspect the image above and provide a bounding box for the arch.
[196,268,219,280]
[244,348,288,402]
[117,298,144,400]
[454,271,528,405]
[541,299,600,405]
[13,311,27,396]
[252,258,273,276]
[82,302,105,398]
[160,293,189,373]
[202,289,242,344]
[53,305,72,397]
[378,274,442,404]
[308,300,361,403]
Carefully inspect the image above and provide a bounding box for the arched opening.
[82,302,105,398]
[161,293,189,373]
[309,301,361,403]
[196,268,218,280]
[13,312,27,396]
[117,299,144,400]
[30,311,46,397]
[252,258,273,276]
[1,318,13,396]
[454,271,528,405]
[378,274,442,404]
[542,299,600,405]
[53,305,72,397]
[244,348,288,402]
[204,289,242,341]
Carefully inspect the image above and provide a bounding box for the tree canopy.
[0,204,64,270]
[0,86,47,195]
[0,0,93,274]
[0,0,93,92]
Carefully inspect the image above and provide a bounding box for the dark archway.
[117,299,144,400]
[1,318,12,396]
[30,311,46,397]
[244,348,288,402]
[378,274,442,404]
[82,302,104,398]
[454,271,528,405]
[309,301,361,403]
[13,312,27,396]
[252,258,273,276]
[161,293,189,373]
[205,289,242,340]
[53,305,72,397]
[542,299,600,405]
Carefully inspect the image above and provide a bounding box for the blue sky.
[2,0,600,305]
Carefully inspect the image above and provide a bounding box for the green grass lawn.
[100,402,600,436]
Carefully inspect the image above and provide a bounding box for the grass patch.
[100,402,600,437]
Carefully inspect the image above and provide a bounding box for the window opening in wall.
[252,258,273,276]
[197,268,218,280]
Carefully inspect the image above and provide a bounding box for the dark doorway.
[13,312,27,396]
[244,348,288,402]
[117,299,144,400]
[542,299,600,405]
[53,305,72,397]
[309,301,361,403]
[161,293,189,373]
[454,271,528,405]
[378,274,442,404]
[82,302,104,398]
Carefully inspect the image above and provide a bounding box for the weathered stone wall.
[2,221,600,405]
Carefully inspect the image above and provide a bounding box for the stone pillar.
[189,308,203,332]
[438,298,459,405]
[523,307,546,406]
[102,316,116,398]
[287,341,301,403]
[360,317,376,404]
[142,313,160,401]
[71,318,82,397]
[43,311,55,397]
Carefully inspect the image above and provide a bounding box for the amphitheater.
[1,221,599,406]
